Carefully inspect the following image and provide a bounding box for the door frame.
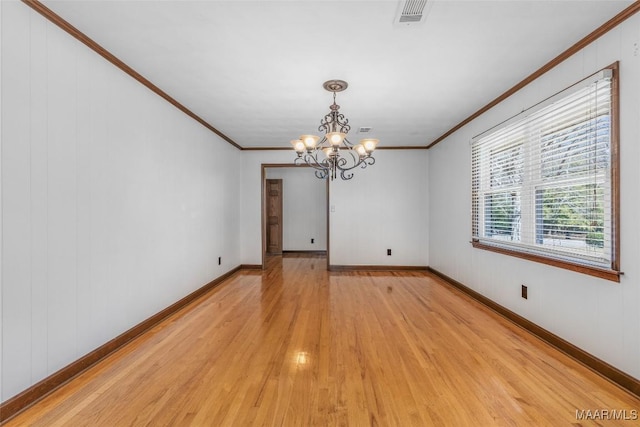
[261,163,330,270]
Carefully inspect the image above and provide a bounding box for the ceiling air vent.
[394,0,431,27]
[358,127,373,134]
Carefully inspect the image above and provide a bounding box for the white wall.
[0,0,4,403]
[330,150,429,267]
[1,1,241,403]
[428,14,640,380]
[240,150,429,267]
[265,168,327,251]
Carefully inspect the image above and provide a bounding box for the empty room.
[2,0,640,425]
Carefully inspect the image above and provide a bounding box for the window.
[471,64,619,281]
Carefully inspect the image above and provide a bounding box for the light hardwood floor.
[5,254,639,426]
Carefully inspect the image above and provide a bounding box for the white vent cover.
[394,0,431,27]
[358,127,373,134]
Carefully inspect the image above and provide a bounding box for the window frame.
[471,63,620,282]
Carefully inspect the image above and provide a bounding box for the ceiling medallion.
[290,80,378,180]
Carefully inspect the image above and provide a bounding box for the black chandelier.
[291,80,378,180]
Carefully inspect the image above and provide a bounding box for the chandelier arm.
[340,169,355,180]
[302,152,331,176]
[332,150,356,171]
[333,154,376,175]
[335,156,348,169]
[315,169,329,179]
[304,153,326,170]
[342,137,356,149]
[360,156,375,169]
[334,150,364,172]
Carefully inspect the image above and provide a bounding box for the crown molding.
[20,0,242,150]
[427,1,640,150]
[241,145,428,151]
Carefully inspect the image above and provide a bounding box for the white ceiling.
[42,0,634,148]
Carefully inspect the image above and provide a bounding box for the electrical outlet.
[311,238,314,244]
[521,285,528,299]
[218,257,221,265]
[387,249,392,256]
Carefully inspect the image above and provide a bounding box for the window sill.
[471,241,621,282]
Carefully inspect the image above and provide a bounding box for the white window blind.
[472,68,616,271]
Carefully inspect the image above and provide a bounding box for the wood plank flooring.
[5,254,639,426]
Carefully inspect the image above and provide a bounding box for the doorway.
[261,164,329,269]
